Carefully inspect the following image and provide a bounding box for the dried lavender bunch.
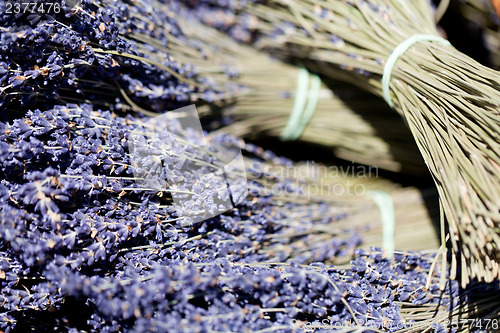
[0,103,444,264]
[0,104,385,267]
[0,0,427,175]
[171,18,427,175]
[0,105,451,331]
[0,0,226,117]
[26,0,423,176]
[188,0,500,286]
[0,107,497,331]
[2,227,500,333]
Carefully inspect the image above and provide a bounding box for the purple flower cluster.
[1,104,499,331]
[0,103,378,330]
[182,0,262,44]
[0,0,224,118]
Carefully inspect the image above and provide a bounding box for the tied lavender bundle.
[0,0,429,175]
[98,0,428,175]
[168,18,427,175]
[187,0,500,286]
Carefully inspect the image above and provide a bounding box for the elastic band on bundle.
[280,68,321,141]
[366,190,395,257]
[382,34,451,108]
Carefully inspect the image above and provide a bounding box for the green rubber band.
[382,34,451,108]
[366,190,395,257]
[286,73,321,141]
[280,68,321,141]
[280,68,309,141]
